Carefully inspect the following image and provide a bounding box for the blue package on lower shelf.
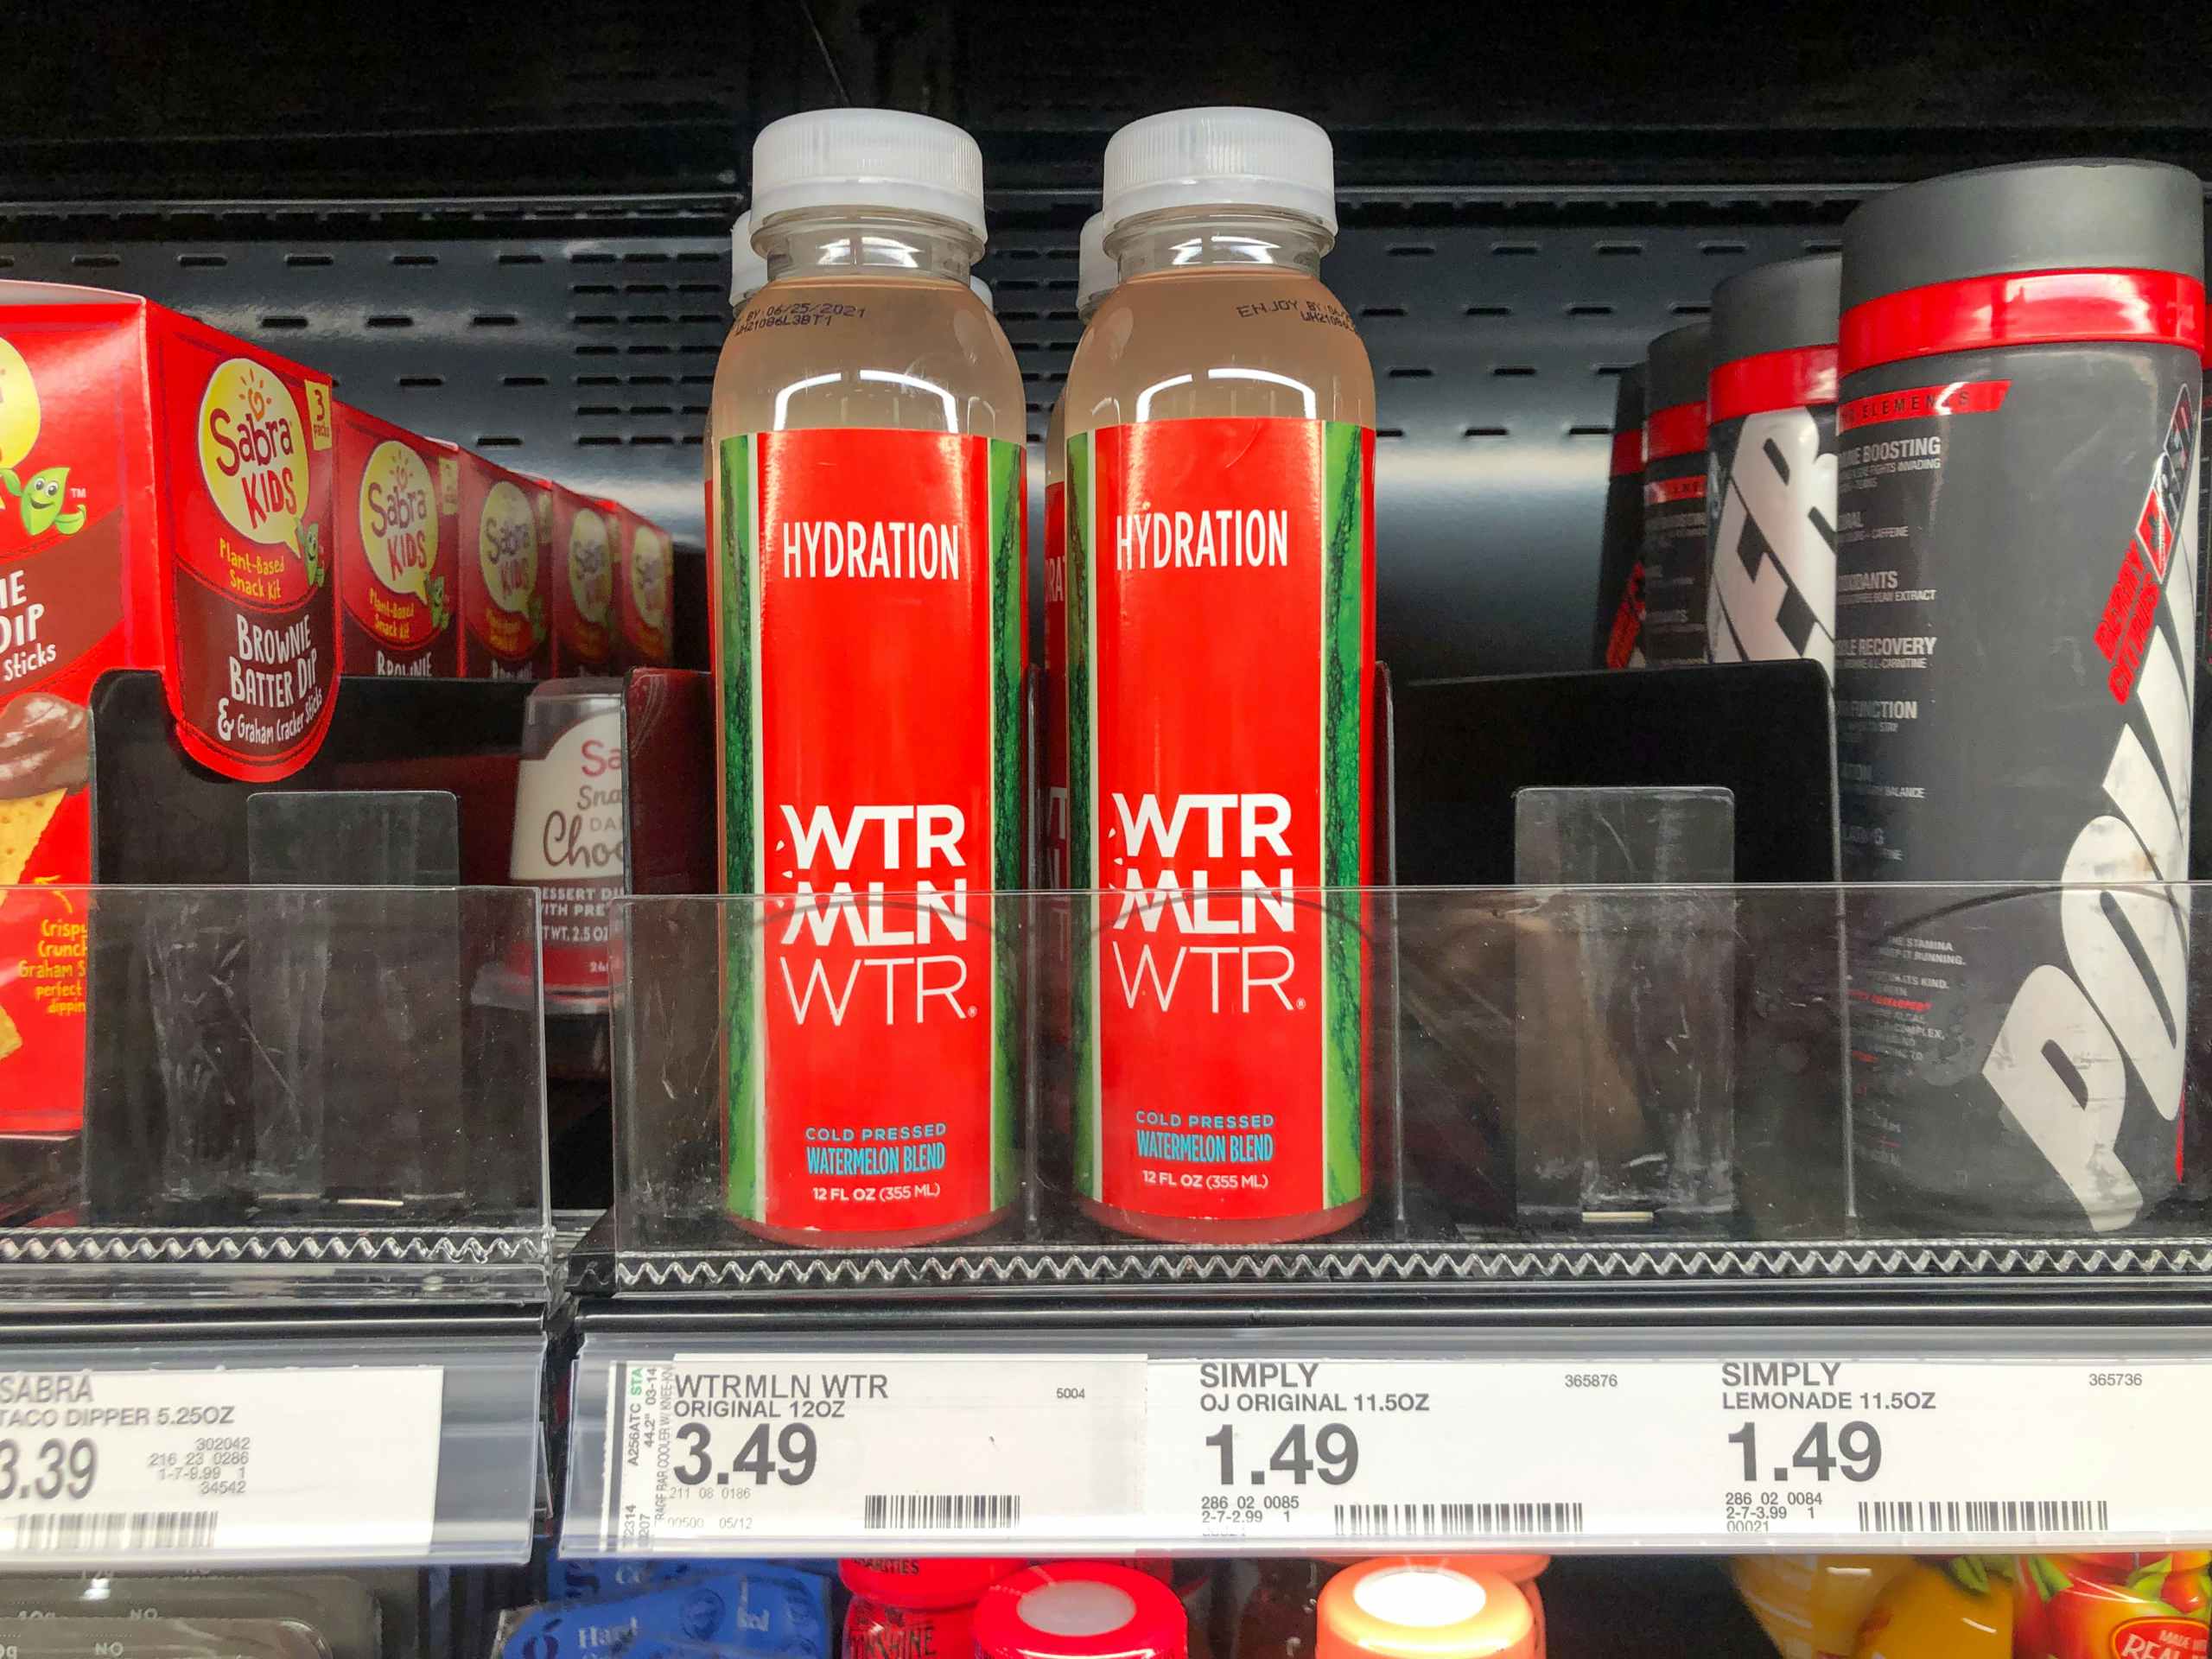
[499,1566,832,1659]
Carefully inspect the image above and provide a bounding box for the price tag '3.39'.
[603,1354,1145,1551]
[0,1365,444,1564]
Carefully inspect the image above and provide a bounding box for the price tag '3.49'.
[603,1354,1145,1551]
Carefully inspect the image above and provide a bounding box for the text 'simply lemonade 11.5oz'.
[708,110,1026,1246]
[1064,108,1376,1243]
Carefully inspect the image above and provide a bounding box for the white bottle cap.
[970,276,994,308]
[730,212,770,304]
[1077,213,1114,316]
[1102,106,1338,237]
[750,108,988,243]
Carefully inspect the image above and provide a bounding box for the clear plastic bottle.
[1060,106,1378,1244]
[706,109,1027,1247]
[728,209,769,307]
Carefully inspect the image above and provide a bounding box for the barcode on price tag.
[16,1510,220,1553]
[1332,1501,1586,1540]
[0,1366,442,1564]
[863,1493,1022,1530]
[1859,1498,2113,1536]
[600,1354,1145,1552]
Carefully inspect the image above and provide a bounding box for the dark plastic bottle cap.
[1644,321,1710,413]
[1841,159,2205,311]
[1711,254,1841,367]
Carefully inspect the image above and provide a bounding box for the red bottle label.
[715,429,1025,1241]
[156,335,339,778]
[1044,477,1069,888]
[1067,418,1375,1232]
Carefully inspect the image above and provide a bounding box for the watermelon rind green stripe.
[1319,421,1367,1208]
[988,437,1023,1207]
[1065,431,1099,1202]
[719,433,761,1218]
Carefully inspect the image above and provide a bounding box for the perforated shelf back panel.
[0,201,1834,679]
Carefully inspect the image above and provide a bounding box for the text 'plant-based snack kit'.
[0,281,343,1130]
[334,400,459,678]
[1834,159,2205,1230]
[456,448,554,680]
[708,108,1027,1246]
[549,481,620,677]
[1062,105,1377,1243]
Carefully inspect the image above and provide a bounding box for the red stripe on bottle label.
[1708,344,1839,423]
[1840,268,2206,375]
[1643,400,1708,463]
[1836,379,2012,433]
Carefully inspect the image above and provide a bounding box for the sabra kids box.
[608,499,673,668]
[549,482,617,676]
[455,450,552,679]
[334,403,459,677]
[0,280,340,1128]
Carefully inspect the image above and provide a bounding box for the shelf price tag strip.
[598,1349,2212,1550]
[1145,1356,2212,1548]
[601,1354,1148,1551]
[0,1365,443,1564]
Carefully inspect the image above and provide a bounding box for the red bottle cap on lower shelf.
[840,1559,1027,1611]
[974,1563,1188,1659]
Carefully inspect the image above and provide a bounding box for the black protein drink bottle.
[1638,321,1712,664]
[1706,255,1841,671]
[1594,364,1647,667]
[1835,160,2206,1230]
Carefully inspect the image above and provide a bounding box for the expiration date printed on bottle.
[0,1366,443,1561]
[603,1355,1146,1548]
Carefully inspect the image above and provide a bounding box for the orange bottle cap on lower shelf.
[1318,1561,1534,1659]
[974,1563,1188,1659]
[840,1558,1027,1610]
